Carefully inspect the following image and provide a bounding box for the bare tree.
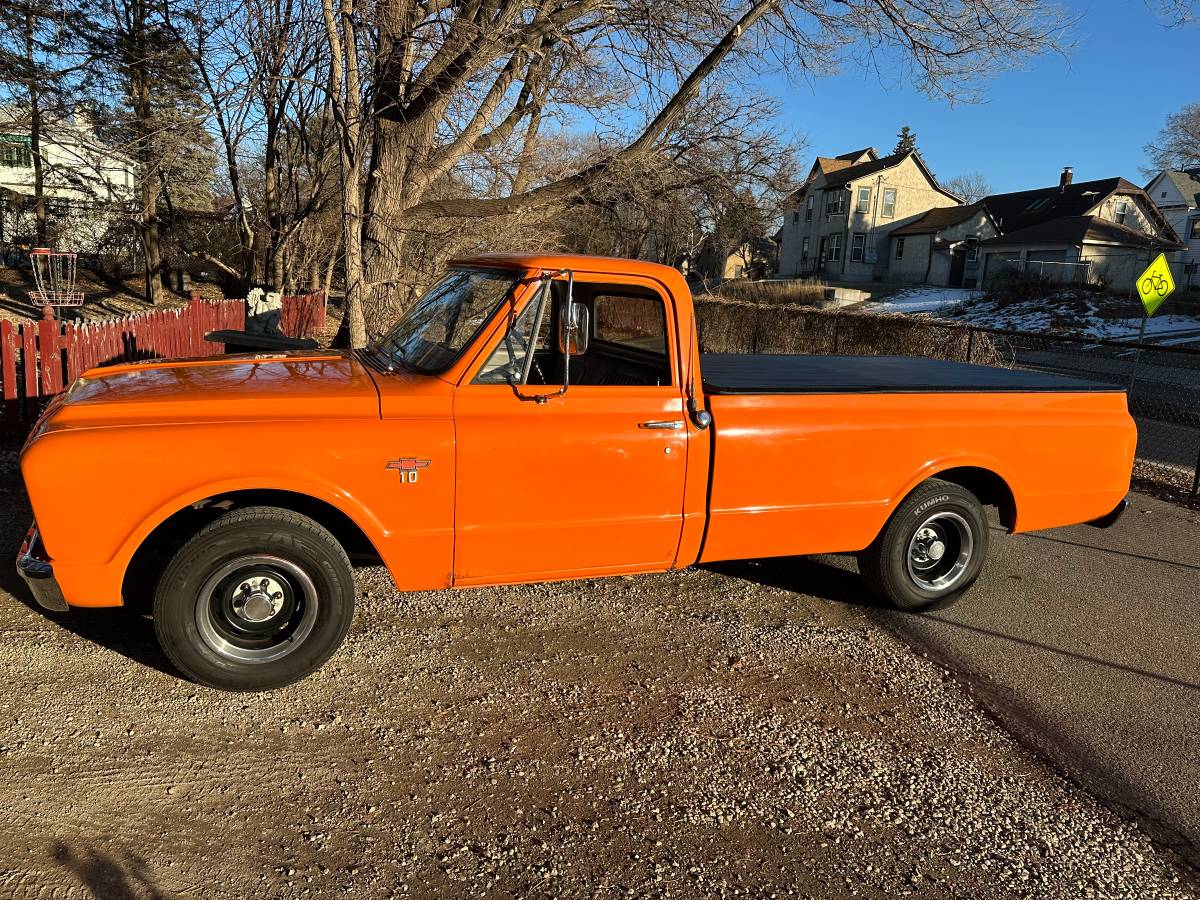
[944,171,993,204]
[311,0,1067,343]
[158,0,339,294]
[1145,102,1200,173]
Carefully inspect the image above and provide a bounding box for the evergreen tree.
[0,0,89,246]
[893,125,918,156]
[85,0,213,303]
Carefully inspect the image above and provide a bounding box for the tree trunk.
[321,0,368,347]
[130,0,164,305]
[25,7,46,247]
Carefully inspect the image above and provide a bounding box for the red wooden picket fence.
[1,298,244,434]
[0,290,328,436]
[280,291,326,338]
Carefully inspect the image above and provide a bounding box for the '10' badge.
[386,458,431,484]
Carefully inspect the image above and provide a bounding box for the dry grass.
[706,279,828,306]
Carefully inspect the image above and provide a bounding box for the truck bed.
[700,354,1123,395]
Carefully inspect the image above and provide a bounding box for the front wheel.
[857,479,989,612]
[153,506,355,691]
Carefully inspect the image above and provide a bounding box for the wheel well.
[931,467,1017,531]
[121,489,381,612]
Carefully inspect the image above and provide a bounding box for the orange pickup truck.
[17,254,1135,690]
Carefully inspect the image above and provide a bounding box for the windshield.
[374,268,519,374]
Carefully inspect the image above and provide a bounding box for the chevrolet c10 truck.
[17,254,1136,691]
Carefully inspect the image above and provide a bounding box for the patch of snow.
[864,287,981,315]
[865,286,1200,346]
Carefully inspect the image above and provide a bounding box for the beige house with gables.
[776,147,962,282]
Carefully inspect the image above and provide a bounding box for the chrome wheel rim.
[905,512,973,593]
[195,555,318,663]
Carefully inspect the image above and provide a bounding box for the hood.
[42,350,382,431]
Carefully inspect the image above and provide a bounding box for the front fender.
[21,418,455,606]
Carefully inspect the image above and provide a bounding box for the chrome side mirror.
[558,302,589,356]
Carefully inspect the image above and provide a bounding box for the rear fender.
[891,454,1025,531]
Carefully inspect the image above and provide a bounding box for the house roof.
[835,147,876,162]
[790,150,879,202]
[979,215,1185,250]
[1156,169,1200,207]
[981,177,1147,232]
[890,203,987,236]
[820,151,907,188]
[818,150,960,203]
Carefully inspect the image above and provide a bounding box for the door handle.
[638,419,684,430]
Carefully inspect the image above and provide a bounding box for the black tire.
[153,506,355,691]
[857,479,989,612]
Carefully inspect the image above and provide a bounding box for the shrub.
[709,279,828,306]
[694,297,1006,367]
[985,270,1058,308]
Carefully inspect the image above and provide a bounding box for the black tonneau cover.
[700,354,1124,395]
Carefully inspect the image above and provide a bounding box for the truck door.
[452,274,689,584]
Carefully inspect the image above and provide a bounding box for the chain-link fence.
[991,257,1094,286]
[695,298,1200,503]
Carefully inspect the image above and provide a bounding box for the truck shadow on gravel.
[704,554,890,610]
[20,597,178,679]
[52,840,165,900]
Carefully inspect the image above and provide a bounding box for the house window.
[881,188,897,218]
[826,234,842,262]
[0,137,32,168]
[826,191,846,216]
[895,237,905,260]
[792,211,800,225]
[806,195,814,221]
[856,187,871,214]
[1191,219,1200,240]
[966,244,979,262]
[851,233,866,262]
[1114,200,1129,225]
[801,237,810,259]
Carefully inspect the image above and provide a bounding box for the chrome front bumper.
[16,524,68,612]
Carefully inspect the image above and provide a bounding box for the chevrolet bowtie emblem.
[386,458,431,484]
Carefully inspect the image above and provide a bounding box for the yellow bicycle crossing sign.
[1135,252,1174,316]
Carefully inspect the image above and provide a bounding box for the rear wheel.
[153,506,355,691]
[857,479,989,612]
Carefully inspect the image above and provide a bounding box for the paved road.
[872,492,1200,865]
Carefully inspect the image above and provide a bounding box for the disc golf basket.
[29,248,86,309]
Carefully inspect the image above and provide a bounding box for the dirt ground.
[0,265,225,326]
[0,465,1195,898]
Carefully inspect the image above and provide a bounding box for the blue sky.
[756,0,1197,193]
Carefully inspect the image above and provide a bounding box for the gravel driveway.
[0,472,1195,898]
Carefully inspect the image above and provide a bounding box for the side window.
[594,294,667,355]
[473,288,547,384]
[881,188,897,218]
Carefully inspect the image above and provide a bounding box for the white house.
[0,108,137,253]
[1144,169,1200,289]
